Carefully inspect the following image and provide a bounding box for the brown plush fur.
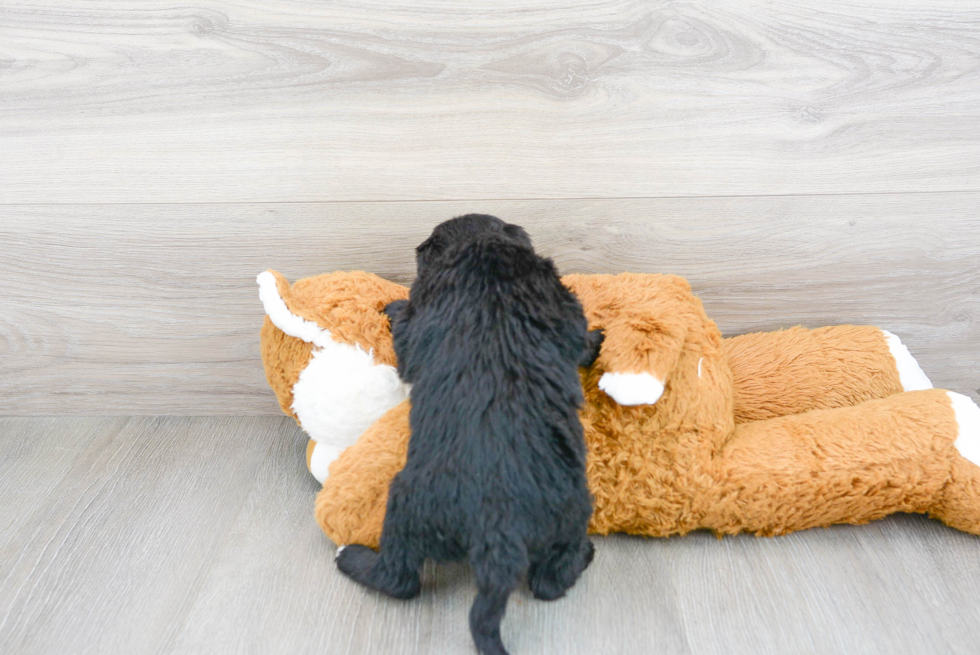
[710,389,960,535]
[316,402,411,548]
[260,270,978,547]
[724,325,904,423]
[261,318,313,421]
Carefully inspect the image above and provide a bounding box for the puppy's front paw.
[580,329,605,368]
[383,299,409,324]
[582,539,595,570]
[598,372,664,406]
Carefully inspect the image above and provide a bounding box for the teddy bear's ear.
[257,270,334,348]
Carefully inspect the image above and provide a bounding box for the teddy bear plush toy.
[258,269,980,549]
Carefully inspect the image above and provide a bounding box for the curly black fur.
[336,214,601,655]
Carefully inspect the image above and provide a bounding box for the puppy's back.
[398,232,592,542]
[346,218,596,655]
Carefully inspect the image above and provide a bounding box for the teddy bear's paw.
[882,330,933,391]
[950,392,980,468]
[598,372,664,406]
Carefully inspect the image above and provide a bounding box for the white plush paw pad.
[882,330,933,391]
[598,372,665,406]
[950,392,980,468]
[309,441,342,484]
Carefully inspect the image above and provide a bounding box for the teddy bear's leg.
[527,537,595,601]
[314,401,412,549]
[707,389,970,536]
[724,325,932,423]
[928,392,980,535]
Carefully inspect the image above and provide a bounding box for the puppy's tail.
[468,536,528,655]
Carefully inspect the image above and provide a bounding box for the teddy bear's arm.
[593,312,689,405]
[563,274,698,406]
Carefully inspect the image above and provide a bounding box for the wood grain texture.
[1,194,977,415]
[1,0,979,203]
[3,417,980,655]
[0,416,290,655]
[0,417,123,553]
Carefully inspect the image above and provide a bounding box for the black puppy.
[336,215,603,655]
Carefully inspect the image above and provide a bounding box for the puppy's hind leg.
[336,484,424,600]
[469,536,529,655]
[336,540,423,600]
[528,537,595,601]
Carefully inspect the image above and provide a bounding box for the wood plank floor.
[2,416,980,655]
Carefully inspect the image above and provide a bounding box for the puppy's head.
[416,214,533,279]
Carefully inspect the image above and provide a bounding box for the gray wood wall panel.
[3,416,980,655]
[1,194,977,415]
[1,1,979,203]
